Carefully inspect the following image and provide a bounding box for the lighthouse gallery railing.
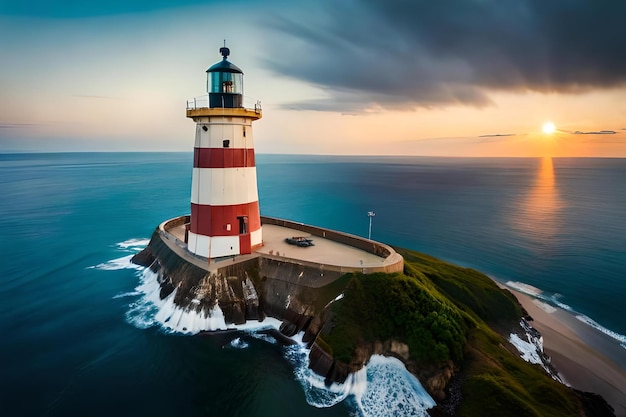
[186,95,262,113]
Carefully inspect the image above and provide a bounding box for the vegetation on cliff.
[315,248,612,417]
[321,272,467,366]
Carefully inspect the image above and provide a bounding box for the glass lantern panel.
[209,72,243,94]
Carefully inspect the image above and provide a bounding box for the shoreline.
[505,286,626,416]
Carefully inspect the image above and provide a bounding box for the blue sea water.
[1,152,625,416]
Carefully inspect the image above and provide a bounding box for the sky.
[1,0,626,156]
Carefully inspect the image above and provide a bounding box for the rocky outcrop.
[130,231,456,402]
[131,233,259,324]
[575,390,616,417]
[307,336,456,401]
[130,229,347,340]
[241,277,260,321]
[131,230,616,417]
[417,361,456,402]
[309,342,342,383]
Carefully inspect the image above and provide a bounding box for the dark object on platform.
[285,236,315,247]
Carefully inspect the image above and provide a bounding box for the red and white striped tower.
[185,46,262,258]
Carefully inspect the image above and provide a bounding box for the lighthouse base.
[187,229,263,258]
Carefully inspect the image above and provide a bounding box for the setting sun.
[542,121,557,134]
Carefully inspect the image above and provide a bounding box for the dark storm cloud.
[267,0,626,111]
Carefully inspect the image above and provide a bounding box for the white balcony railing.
[186,95,262,113]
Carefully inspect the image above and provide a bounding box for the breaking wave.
[112,291,141,299]
[116,238,150,250]
[352,355,436,417]
[575,314,626,349]
[125,268,228,333]
[505,281,626,350]
[505,281,543,297]
[505,281,576,312]
[227,337,249,349]
[285,344,435,417]
[88,238,150,270]
[88,254,145,271]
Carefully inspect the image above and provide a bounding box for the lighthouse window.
[223,140,230,148]
[210,72,243,94]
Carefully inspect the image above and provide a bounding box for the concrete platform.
[258,224,390,268]
[161,215,404,276]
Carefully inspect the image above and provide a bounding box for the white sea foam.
[505,281,543,296]
[548,293,573,312]
[112,291,141,299]
[89,254,144,271]
[509,334,543,365]
[227,337,249,349]
[122,266,436,415]
[509,322,562,382]
[89,238,149,270]
[285,343,367,408]
[247,332,278,345]
[237,317,283,332]
[116,238,150,250]
[575,314,626,346]
[125,268,164,329]
[125,268,284,335]
[286,343,435,416]
[505,280,566,310]
[532,299,557,313]
[290,331,306,346]
[353,356,436,417]
[151,288,228,334]
[506,281,626,349]
[98,238,240,333]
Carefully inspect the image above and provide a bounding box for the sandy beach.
[506,287,626,416]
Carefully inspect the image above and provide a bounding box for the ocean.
[1,152,625,416]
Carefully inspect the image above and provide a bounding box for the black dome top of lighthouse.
[206,46,243,74]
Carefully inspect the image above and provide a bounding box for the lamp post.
[368,211,375,240]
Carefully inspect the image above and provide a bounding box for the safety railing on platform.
[186,95,262,113]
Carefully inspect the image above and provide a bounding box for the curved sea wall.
[260,216,394,260]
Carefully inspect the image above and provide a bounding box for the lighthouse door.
[238,216,252,254]
[238,216,248,234]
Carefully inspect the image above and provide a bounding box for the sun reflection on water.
[511,157,563,248]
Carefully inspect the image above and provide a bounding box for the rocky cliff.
[131,231,615,417]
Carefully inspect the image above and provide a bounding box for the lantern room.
[206,46,244,108]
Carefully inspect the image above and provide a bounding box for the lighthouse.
[185,46,262,259]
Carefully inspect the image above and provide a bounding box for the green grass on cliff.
[458,323,580,417]
[318,248,585,417]
[399,249,523,327]
[321,272,467,365]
